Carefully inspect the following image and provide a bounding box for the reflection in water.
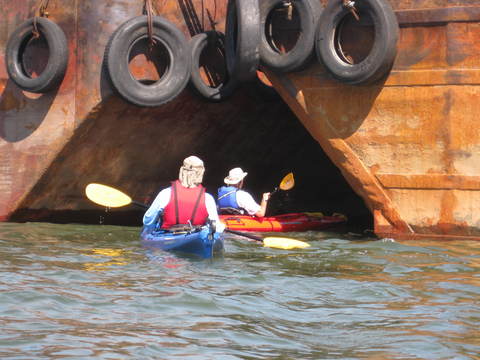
[0,223,479,358]
[83,248,129,272]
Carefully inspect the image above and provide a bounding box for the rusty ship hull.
[1,0,480,240]
[268,0,480,239]
[1,0,367,228]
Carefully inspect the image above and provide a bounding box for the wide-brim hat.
[224,167,248,185]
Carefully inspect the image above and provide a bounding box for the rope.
[343,0,360,21]
[32,0,50,38]
[206,0,218,30]
[212,0,217,25]
[201,0,205,33]
[143,0,157,48]
[281,1,293,21]
[206,9,216,29]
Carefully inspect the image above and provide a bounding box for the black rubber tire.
[225,0,260,82]
[259,0,321,72]
[189,31,239,102]
[315,0,399,84]
[5,17,68,93]
[105,16,191,107]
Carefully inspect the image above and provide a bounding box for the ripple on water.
[0,223,479,358]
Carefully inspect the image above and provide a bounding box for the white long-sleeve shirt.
[235,190,261,216]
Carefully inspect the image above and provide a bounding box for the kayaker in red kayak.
[143,156,221,231]
[218,167,271,217]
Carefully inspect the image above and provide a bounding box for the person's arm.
[255,192,271,217]
[143,188,170,226]
[205,193,219,222]
[237,190,270,217]
[205,193,225,232]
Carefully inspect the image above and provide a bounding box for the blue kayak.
[140,225,224,258]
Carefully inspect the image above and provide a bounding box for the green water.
[0,222,479,359]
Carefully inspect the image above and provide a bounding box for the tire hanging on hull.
[189,31,239,102]
[225,0,261,82]
[315,0,399,85]
[259,0,322,73]
[105,16,191,107]
[5,17,68,93]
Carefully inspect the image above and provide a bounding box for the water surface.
[0,222,479,359]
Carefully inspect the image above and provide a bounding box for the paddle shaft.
[132,201,148,210]
[225,229,263,243]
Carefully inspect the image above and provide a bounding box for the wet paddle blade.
[279,172,294,191]
[85,183,133,208]
[263,237,310,250]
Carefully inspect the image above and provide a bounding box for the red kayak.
[219,212,346,232]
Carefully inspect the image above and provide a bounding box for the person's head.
[179,156,205,188]
[224,167,248,188]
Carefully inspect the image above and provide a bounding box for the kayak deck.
[220,212,346,232]
[140,226,224,258]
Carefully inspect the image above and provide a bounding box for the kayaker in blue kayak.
[143,156,221,232]
[217,167,271,217]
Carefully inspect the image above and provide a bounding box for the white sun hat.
[224,167,248,185]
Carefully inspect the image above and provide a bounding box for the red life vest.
[162,180,209,229]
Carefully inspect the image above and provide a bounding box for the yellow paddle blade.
[263,237,310,250]
[85,183,133,208]
[279,172,294,191]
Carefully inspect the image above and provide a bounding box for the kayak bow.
[140,224,224,258]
